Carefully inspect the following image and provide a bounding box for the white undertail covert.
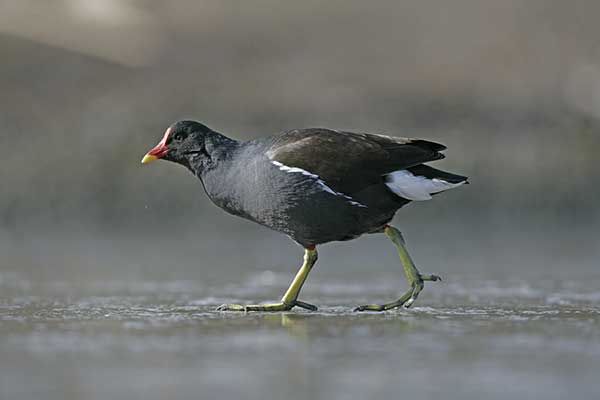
[385,170,465,201]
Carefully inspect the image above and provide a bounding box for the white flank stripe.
[271,160,368,207]
[385,170,465,201]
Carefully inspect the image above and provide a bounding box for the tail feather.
[407,164,469,184]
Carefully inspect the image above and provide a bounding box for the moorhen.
[141,120,468,311]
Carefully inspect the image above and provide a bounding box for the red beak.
[141,127,171,164]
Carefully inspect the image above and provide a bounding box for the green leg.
[355,226,441,311]
[217,248,319,312]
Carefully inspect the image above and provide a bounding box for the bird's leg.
[217,247,318,312]
[355,225,441,311]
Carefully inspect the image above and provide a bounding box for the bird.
[141,120,468,312]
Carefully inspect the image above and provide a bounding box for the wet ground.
[1,270,599,400]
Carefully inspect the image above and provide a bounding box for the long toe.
[217,303,247,312]
[293,300,318,311]
[421,273,442,282]
[403,281,424,308]
[215,301,319,312]
[354,304,386,312]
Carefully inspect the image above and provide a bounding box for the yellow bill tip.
[141,154,158,164]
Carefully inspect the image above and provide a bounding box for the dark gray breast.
[198,134,413,246]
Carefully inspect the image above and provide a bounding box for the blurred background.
[1,1,599,400]
[2,0,598,282]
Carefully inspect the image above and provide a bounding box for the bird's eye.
[173,133,185,142]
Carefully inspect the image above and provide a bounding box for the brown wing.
[266,128,446,194]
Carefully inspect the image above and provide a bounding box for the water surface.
[1,271,599,400]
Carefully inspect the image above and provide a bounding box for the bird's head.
[141,120,215,170]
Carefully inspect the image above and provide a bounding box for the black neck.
[187,131,240,175]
